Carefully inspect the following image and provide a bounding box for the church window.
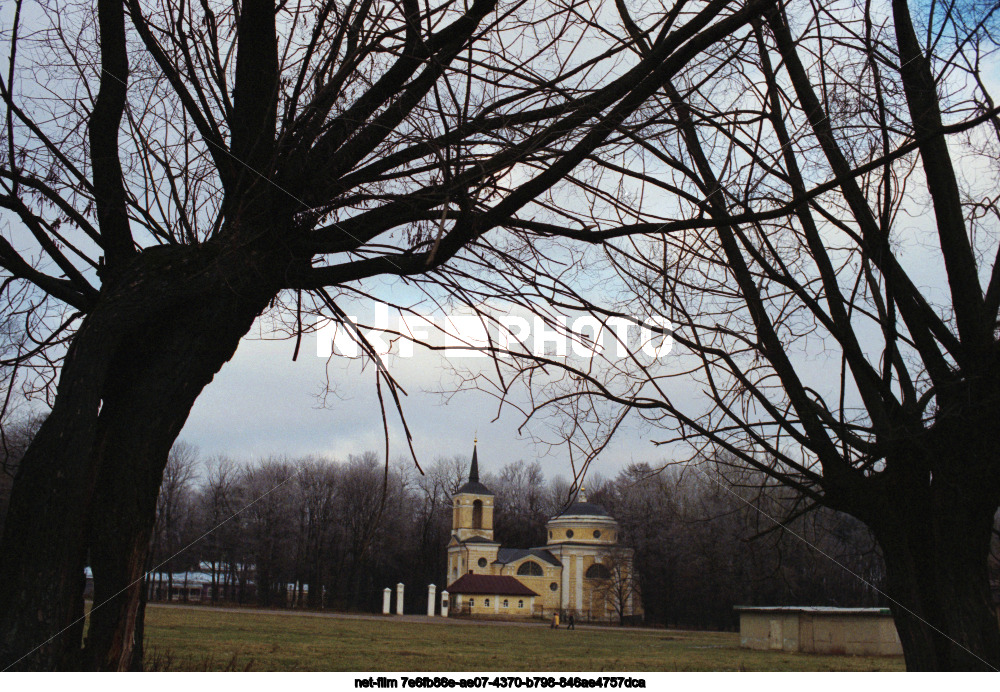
[586,564,612,579]
[566,529,574,538]
[549,582,558,591]
[478,557,488,568]
[593,530,601,539]
[469,599,474,607]
[485,598,490,607]
[518,600,524,608]
[517,561,543,576]
[503,599,509,608]
[472,499,483,529]
[548,531,552,539]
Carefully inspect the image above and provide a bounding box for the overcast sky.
[176,324,667,483]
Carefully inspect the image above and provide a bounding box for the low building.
[448,574,538,617]
[735,606,902,656]
[446,442,641,622]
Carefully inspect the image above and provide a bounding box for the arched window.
[518,600,524,608]
[484,598,490,607]
[517,561,543,576]
[586,563,612,579]
[503,599,509,608]
[472,499,483,529]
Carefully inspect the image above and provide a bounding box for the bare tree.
[488,0,1000,670]
[293,457,339,607]
[242,459,297,607]
[0,0,775,669]
[196,457,240,605]
[411,456,463,588]
[589,546,640,625]
[489,459,549,548]
[0,412,42,536]
[149,441,200,590]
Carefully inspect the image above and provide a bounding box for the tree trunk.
[0,306,127,670]
[84,287,272,670]
[872,484,1000,670]
[0,244,280,670]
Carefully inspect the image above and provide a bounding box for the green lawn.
[140,604,905,671]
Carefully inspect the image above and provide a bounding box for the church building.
[445,443,640,621]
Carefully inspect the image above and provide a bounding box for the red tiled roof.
[447,573,538,597]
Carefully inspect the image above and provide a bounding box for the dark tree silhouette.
[0,0,775,669]
[480,0,1000,670]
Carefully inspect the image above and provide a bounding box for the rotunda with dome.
[446,443,641,621]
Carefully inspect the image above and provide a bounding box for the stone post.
[396,582,405,615]
[427,584,437,617]
[382,588,391,615]
[441,590,449,618]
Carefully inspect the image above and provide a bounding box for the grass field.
[141,604,905,671]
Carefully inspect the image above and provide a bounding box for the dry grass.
[140,604,905,672]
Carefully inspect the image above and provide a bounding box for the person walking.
[567,614,575,630]
[551,612,560,629]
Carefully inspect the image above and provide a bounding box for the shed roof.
[447,574,538,597]
[734,606,893,615]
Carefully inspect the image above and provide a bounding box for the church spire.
[456,438,492,496]
[469,439,480,484]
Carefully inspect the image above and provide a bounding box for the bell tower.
[452,440,494,541]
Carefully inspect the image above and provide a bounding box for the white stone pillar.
[396,583,405,615]
[427,584,437,616]
[382,588,391,615]
[441,590,450,618]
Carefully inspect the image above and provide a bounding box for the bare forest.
[3,0,1000,671]
[64,442,894,630]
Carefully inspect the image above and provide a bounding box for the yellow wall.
[447,485,641,621]
[456,594,535,616]
[452,493,494,541]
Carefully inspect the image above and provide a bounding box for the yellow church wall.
[546,527,617,544]
[446,447,641,622]
[455,594,535,617]
[448,543,642,620]
[452,493,494,541]
[503,574,560,610]
[447,543,500,582]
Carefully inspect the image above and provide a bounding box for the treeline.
[3,416,967,630]
[142,443,893,629]
[587,464,888,629]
